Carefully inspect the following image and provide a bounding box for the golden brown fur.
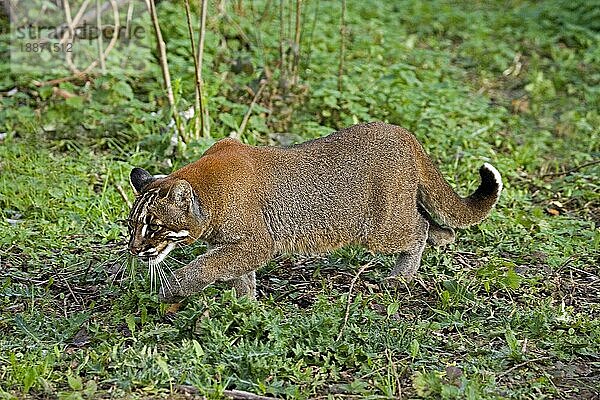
[127,122,502,301]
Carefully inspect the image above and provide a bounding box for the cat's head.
[127,167,203,264]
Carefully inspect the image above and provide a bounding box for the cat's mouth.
[137,247,157,262]
[146,243,176,266]
[137,242,180,294]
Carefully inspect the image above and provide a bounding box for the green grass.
[1,0,599,398]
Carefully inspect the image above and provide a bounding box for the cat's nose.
[129,235,143,255]
[129,244,142,256]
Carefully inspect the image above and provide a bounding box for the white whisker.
[162,262,181,289]
[99,252,126,269]
[149,259,156,293]
[106,252,129,283]
[166,254,186,266]
[158,265,171,292]
[128,256,138,282]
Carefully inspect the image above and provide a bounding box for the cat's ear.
[130,167,155,195]
[169,179,193,204]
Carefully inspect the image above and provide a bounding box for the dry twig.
[175,385,279,400]
[32,75,88,87]
[291,0,302,85]
[539,160,600,178]
[146,0,175,107]
[184,0,202,138]
[145,0,185,141]
[96,0,106,73]
[337,0,346,93]
[498,356,552,377]
[336,261,372,341]
[64,0,120,75]
[116,184,132,208]
[223,389,280,400]
[197,0,209,137]
[235,79,268,139]
[278,0,286,80]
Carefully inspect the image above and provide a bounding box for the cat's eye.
[148,224,161,232]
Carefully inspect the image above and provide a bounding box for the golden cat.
[127,122,502,301]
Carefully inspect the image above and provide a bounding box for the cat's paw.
[382,275,413,291]
[158,282,184,303]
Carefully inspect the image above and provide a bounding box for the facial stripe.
[166,230,189,238]
[130,189,160,222]
[138,247,158,257]
[128,186,186,265]
[130,191,147,216]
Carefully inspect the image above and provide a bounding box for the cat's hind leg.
[418,204,455,246]
[389,215,428,282]
[426,220,455,246]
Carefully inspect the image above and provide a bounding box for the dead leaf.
[53,87,77,99]
[71,327,91,347]
[445,365,463,386]
[512,97,530,114]
[166,302,182,314]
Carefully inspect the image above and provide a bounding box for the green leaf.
[65,96,84,108]
[192,339,205,358]
[113,81,134,100]
[386,302,399,316]
[156,356,170,376]
[23,368,37,393]
[323,96,339,109]
[410,339,420,358]
[38,86,53,100]
[83,380,97,397]
[67,374,83,391]
[504,268,521,290]
[219,113,239,130]
[504,328,521,359]
[125,314,136,335]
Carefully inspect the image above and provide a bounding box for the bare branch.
[96,0,106,73]
[146,0,175,107]
[336,261,372,341]
[145,0,184,142]
[175,385,279,400]
[337,0,346,93]
[116,184,132,208]
[197,0,208,137]
[278,0,286,79]
[184,0,201,138]
[291,0,302,85]
[539,160,600,178]
[235,79,268,139]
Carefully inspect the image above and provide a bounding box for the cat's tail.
[412,138,502,229]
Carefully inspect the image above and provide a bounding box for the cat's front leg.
[159,242,272,302]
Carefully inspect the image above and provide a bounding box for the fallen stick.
[336,261,372,341]
[116,184,132,208]
[223,389,280,400]
[176,385,279,400]
[235,79,268,139]
[498,356,552,377]
[539,159,600,178]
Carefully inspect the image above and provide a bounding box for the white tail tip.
[483,162,503,195]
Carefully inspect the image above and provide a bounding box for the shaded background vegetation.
[0,0,598,398]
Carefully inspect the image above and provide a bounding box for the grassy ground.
[1,0,599,398]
